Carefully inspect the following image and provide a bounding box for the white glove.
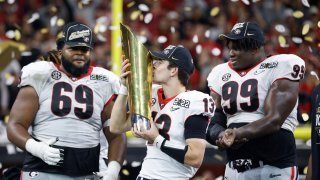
[25,138,63,166]
[94,161,121,180]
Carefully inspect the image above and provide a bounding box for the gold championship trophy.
[120,23,153,131]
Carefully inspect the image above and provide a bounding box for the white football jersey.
[139,85,214,180]
[207,54,305,132]
[19,61,120,148]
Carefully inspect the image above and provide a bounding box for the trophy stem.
[131,113,151,131]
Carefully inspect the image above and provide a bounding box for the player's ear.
[171,67,178,77]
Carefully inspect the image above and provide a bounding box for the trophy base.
[131,114,150,131]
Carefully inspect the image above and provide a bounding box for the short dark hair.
[56,37,65,50]
[226,37,264,52]
[167,61,190,87]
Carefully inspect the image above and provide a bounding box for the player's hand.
[25,137,64,166]
[94,161,121,180]
[216,129,248,149]
[216,129,236,148]
[120,55,131,86]
[132,120,159,143]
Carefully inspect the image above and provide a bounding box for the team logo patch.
[90,74,109,82]
[28,171,39,178]
[173,98,190,108]
[51,70,61,80]
[234,29,241,34]
[259,62,278,69]
[151,98,156,106]
[83,36,89,42]
[170,106,180,111]
[222,73,231,81]
[69,30,90,40]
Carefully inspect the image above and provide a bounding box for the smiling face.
[227,40,258,70]
[61,44,91,76]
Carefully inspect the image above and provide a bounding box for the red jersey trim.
[157,88,178,110]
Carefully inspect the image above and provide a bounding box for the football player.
[206,22,304,179]
[7,22,126,180]
[306,83,320,180]
[110,45,214,179]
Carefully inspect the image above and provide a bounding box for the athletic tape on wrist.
[119,84,128,95]
[107,161,121,176]
[153,135,165,149]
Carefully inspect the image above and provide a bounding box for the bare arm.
[109,57,132,133]
[7,86,39,149]
[109,94,132,133]
[101,101,127,163]
[184,138,206,168]
[235,79,299,140]
[206,92,227,145]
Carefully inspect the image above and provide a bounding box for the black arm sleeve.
[206,108,227,145]
[184,115,209,139]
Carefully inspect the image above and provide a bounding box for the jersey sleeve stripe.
[104,94,117,107]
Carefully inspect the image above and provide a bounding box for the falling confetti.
[192,35,199,43]
[157,36,167,43]
[212,48,221,56]
[274,24,286,33]
[292,11,304,18]
[50,16,58,27]
[241,0,250,5]
[127,1,135,8]
[301,0,310,7]
[196,44,202,54]
[292,37,303,44]
[170,26,175,33]
[14,29,21,40]
[27,13,40,24]
[210,7,220,17]
[278,35,287,47]
[304,36,313,42]
[122,169,130,176]
[40,28,49,34]
[130,10,141,20]
[302,23,310,35]
[57,19,65,27]
[138,4,149,12]
[144,13,153,24]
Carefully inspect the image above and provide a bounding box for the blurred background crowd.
[0,0,319,179]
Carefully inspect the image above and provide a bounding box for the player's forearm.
[107,133,127,164]
[235,115,282,140]
[7,121,31,149]
[184,139,206,168]
[236,80,298,140]
[109,94,131,133]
